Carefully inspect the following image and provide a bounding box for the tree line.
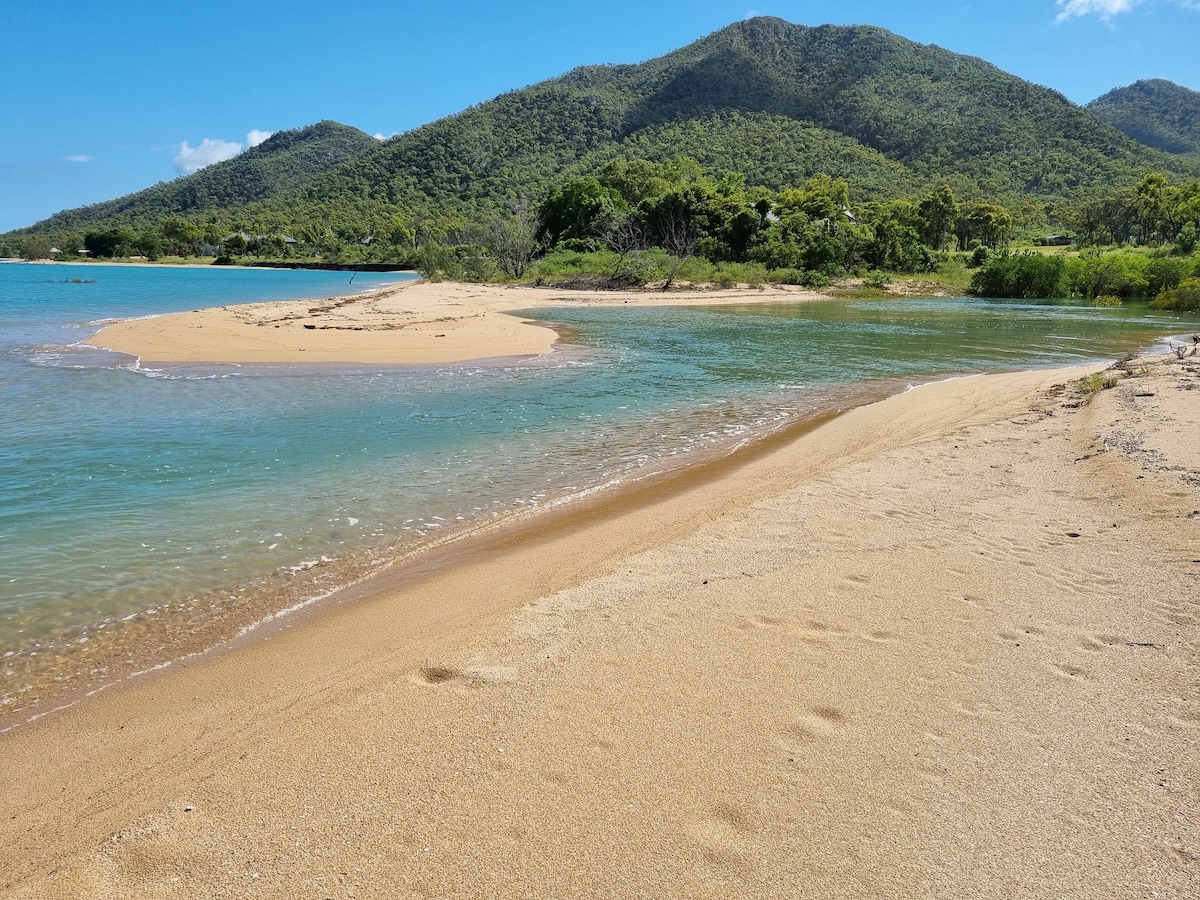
[6,157,1199,309]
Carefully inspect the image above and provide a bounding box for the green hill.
[15,121,378,234]
[282,17,1186,226]
[1088,79,1200,155]
[9,18,1198,244]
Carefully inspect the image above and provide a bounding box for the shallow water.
[0,263,1187,721]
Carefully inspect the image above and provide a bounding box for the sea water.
[0,262,1186,723]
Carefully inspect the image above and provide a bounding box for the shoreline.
[85,280,830,366]
[0,374,908,735]
[3,355,1197,896]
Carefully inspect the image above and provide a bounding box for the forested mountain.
[8,18,1199,246]
[18,121,378,234]
[1088,80,1200,155]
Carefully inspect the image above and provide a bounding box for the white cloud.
[173,128,273,175]
[1056,0,1138,19]
[1056,0,1198,21]
[374,131,399,141]
[1055,0,1141,20]
[174,137,243,174]
[63,154,95,163]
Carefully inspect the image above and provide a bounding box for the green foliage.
[1088,80,1200,155]
[538,177,626,246]
[1064,252,1149,298]
[13,17,1200,260]
[1090,295,1122,307]
[1071,173,1200,248]
[1177,222,1198,255]
[1076,371,1121,399]
[969,252,1067,298]
[1149,277,1200,312]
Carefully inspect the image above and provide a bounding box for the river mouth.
[1,286,1184,731]
[0,374,907,732]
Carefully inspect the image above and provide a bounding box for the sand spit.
[2,355,1197,898]
[86,281,825,365]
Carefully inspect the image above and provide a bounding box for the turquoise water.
[0,262,1188,719]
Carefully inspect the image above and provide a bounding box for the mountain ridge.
[8,18,1198,240]
[1088,79,1200,155]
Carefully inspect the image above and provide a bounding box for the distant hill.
[288,17,1185,222]
[10,19,1198,240]
[16,121,378,233]
[1088,79,1200,155]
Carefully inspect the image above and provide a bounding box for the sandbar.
[86,280,824,365]
[2,351,1197,898]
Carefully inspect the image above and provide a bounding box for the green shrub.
[1149,277,1200,312]
[1065,252,1149,298]
[1090,294,1122,307]
[969,252,1066,298]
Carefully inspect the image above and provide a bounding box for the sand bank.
[86,281,822,365]
[2,356,1198,898]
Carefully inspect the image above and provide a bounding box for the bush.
[1065,252,1149,298]
[768,268,831,288]
[969,252,1066,298]
[1146,257,1191,295]
[1149,277,1200,312]
[1090,295,1122,307]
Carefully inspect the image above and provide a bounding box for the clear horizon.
[2,0,1198,233]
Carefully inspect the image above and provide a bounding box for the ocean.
[0,261,1184,726]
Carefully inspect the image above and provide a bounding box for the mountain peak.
[1089,79,1200,154]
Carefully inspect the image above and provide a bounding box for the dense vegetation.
[3,16,1199,305]
[1089,80,1200,156]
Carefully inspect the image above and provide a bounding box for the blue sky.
[2,0,1198,232]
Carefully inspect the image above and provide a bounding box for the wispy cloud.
[1056,0,1197,20]
[63,154,95,163]
[1056,0,1137,20]
[173,129,275,175]
[373,132,399,141]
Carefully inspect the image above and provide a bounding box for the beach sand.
[86,281,822,365]
[2,348,1197,898]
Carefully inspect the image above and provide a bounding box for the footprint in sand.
[688,803,756,869]
[861,629,897,644]
[776,706,848,757]
[1052,662,1092,681]
[410,663,516,687]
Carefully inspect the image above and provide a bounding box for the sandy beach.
[2,338,1197,897]
[86,280,823,365]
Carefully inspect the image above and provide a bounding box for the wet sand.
[86,281,823,365]
[2,352,1197,898]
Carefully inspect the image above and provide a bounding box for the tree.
[1176,221,1198,256]
[955,201,1013,250]
[658,209,698,291]
[84,227,137,258]
[1132,172,1171,244]
[538,177,626,247]
[486,201,541,279]
[21,235,54,260]
[917,185,957,251]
